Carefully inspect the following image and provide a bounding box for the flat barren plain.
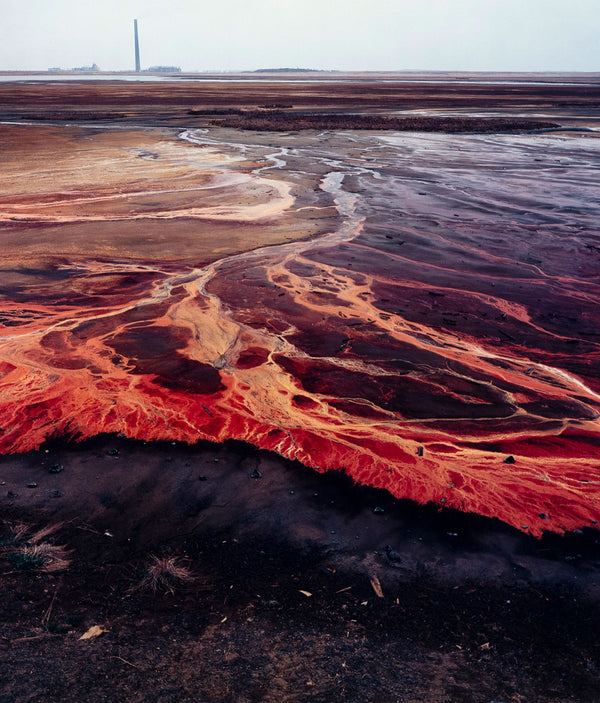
[0,74,599,702]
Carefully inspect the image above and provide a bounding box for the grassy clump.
[8,543,71,572]
[1,521,71,573]
[136,555,195,595]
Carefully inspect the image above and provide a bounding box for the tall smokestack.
[134,19,141,72]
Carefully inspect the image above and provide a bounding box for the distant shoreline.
[1,69,599,86]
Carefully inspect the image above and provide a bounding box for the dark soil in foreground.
[0,435,598,702]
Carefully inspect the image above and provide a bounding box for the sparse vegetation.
[1,521,71,572]
[136,555,195,594]
[0,521,29,547]
[7,543,71,572]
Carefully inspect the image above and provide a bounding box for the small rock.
[416,446,424,457]
[504,455,515,464]
[384,545,402,567]
[27,482,38,488]
[107,448,119,456]
[289,490,295,495]
[118,433,127,439]
[539,513,548,520]
[47,489,63,499]
[250,469,262,479]
[373,506,385,514]
[48,464,64,474]
[198,475,208,482]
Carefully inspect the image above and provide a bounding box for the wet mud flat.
[0,434,599,703]
[1,122,599,535]
[1,73,599,128]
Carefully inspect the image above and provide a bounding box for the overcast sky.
[1,0,598,72]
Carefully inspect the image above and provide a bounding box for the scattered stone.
[521,525,529,530]
[47,489,63,499]
[26,482,38,488]
[539,513,548,520]
[198,475,208,482]
[416,446,424,457]
[107,448,119,456]
[440,498,447,504]
[373,506,385,514]
[289,490,295,495]
[48,464,64,474]
[504,455,515,464]
[118,433,127,439]
[384,545,402,567]
[250,469,262,479]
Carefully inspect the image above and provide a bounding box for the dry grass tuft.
[8,543,71,572]
[0,522,30,546]
[1,521,70,572]
[137,555,195,595]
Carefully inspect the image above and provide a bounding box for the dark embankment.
[204,111,559,132]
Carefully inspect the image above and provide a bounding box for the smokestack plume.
[134,19,141,72]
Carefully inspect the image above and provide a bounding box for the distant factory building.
[73,63,99,72]
[147,66,182,73]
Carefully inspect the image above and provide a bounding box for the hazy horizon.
[1,0,598,73]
